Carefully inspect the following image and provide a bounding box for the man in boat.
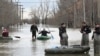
[2,28,9,37]
[59,23,68,46]
[80,22,91,46]
[30,23,38,40]
[39,29,50,36]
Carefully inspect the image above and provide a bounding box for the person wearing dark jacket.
[92,24,100,54]
[92,24,100,39]
[39,29,50,36]
[94,25,100,34]
[59,23,66,40]
[59,23,68,46]
[80,22,91,46]
[30,23,38,40]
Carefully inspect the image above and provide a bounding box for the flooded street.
[1,0,100,56]
[0,24,95,56]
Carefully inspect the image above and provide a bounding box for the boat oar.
[46,26,54,39]
[51,34,54,39]
[14,36,21,38]
[49,32,54,39]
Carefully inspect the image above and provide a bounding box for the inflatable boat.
[37,35,51,40]
[0,35,13,40]
[45,45,90,54]
[46,54,90,56]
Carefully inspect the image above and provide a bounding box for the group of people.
[58,22,100,47]
[30,22,100,47]
[80,21,100,48]
[30,23,50,40]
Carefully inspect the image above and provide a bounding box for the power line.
[18,1,57,3]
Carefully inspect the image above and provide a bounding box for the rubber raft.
[37,35,51,40]
[45,45,90,54]
[0,35,13,40]
[46,54,90,56]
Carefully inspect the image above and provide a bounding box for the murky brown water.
[0,24,99,56]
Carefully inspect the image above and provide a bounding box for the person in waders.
[59,23,68,46]
[30,23,38,40]
[80,22,91,46]
[92,24,100,54]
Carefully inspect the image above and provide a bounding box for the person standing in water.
[80,22,91,46]
[92,24,100,54]
[59,23,68,46]
[30,23,38,40]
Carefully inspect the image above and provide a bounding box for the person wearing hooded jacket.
[92,24,100,54]
[80,22,91,46]
[59,23,68,46]
[30,23,38,40]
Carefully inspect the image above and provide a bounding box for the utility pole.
[73,0,77,28]
[15,0,20,26]
[17,2,19,22]
[11,0,13,26]
[92,0,94,27]
[11,0,12,2]
[21,7,24,24]
[95,0,98,24]
[19,5,22,25]
[83,0,86,22]
[15,0,19,18]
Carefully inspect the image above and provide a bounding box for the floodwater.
[0,24,97,56]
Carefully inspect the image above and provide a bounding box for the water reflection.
[0,24,94,56]
[0,41,14,56]
[46,54,90,56]
[94,54,100,56]
[0,40,12,43]
[0,54,11,56]
[94,46,100,56]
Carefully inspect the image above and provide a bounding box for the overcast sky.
[14,0,57,19]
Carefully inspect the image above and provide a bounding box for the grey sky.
[14,0,58,19]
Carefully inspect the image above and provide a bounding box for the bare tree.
[0,0,21,28]
[30,0,51,25]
